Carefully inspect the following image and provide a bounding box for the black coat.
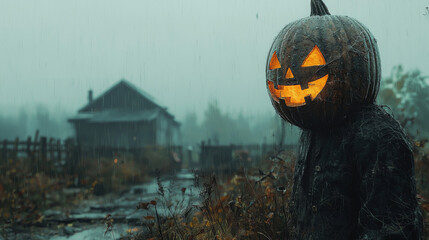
[290,105,423,239]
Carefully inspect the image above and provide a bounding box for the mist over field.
[0,1,428,239]
[0,0,428,143]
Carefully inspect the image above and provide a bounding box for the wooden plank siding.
[68,79,180,150]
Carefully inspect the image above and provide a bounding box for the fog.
[0,0,428,139]
[0,1,428,238]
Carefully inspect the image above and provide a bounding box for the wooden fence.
[199,142,297,173]
[0,131,183,175]
[1,131,296,175]
[0,130,78,175]
[1,137,75,162]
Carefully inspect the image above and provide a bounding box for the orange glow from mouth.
[267,74,329,107]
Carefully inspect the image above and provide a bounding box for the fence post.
[13,137,19,160]
[32,130,40,172]
[40,137,47,161]
[65,138,78,175]
[40,137,47,173]
[57,139,61,163]
[49,138,55,161]
[33,130,39,153]
[26,137,32,159]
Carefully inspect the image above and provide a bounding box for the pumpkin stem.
[311,0,331,16]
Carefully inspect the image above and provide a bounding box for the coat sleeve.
[355,137,423,240]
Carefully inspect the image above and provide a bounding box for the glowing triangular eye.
[269,51,281,70]
[285,68,294,79]
[302,45,326,67]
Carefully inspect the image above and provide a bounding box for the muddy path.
[2,169,198,240]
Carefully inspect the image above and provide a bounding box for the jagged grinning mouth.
[267,74,328,107]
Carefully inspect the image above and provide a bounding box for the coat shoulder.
[348,105,411,150]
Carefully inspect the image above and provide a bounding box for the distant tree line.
[0,105,72,140]
[181,65,429,146]
[181,101,300,146]
[1,65,426,145]
[378,65,429,140]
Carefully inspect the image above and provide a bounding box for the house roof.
[78,79,165,113]
[68,108,161,123]
[72,79,179,124]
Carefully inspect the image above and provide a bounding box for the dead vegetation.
[124,141,429,240]
[0,155,151,233]
[1,135,428,239]
[124,150,296,240]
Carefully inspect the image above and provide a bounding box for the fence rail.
[199,142,298,172]
[1,137,74,162]
[0,131,183,176]
[1,131,296,176]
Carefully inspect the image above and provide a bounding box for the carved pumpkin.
[266,0,381,129]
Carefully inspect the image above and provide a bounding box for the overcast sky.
[0,0,428,121]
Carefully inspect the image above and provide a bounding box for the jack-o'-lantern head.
[266,0,381,129]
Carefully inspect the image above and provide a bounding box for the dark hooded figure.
[265,0,423,239]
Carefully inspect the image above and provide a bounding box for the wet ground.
[2,169,198,240]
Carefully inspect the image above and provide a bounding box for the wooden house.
[68,79,180,149]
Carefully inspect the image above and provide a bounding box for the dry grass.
[127,141,429,240]
[0,155,152,228]
[0,158,61,226]
[128,150,297,240]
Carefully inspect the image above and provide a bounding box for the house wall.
[171,124,181,146]
[71,81,181,148]
[155,112,181,146]
[155,114,168,145]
